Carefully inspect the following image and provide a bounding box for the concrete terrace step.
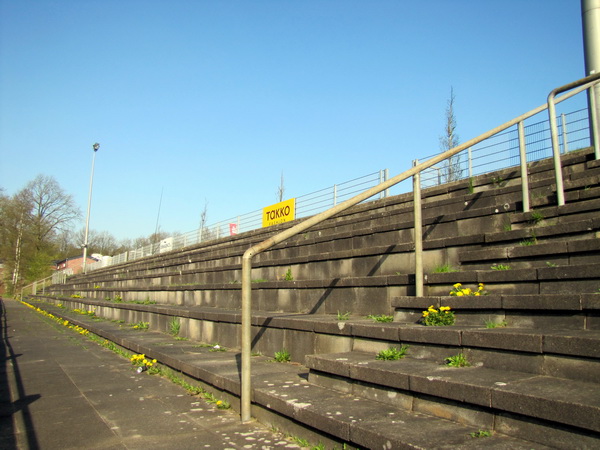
[459,237,600,270]
[424,263,600,296]
[52,201,599,299]
[24,300,550,449]
[34,295,600,383]
[393,293,600,330]
[305,351,600,448]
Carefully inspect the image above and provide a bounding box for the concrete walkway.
[0,298,299,449]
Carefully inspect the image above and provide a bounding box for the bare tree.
[25,175,81,247]
[198,199,209,242]
[0,175,81,292]
[440,87,462,183]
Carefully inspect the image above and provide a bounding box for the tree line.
[0,174,167,295]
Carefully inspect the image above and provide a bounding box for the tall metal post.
[83,143,100,273]
[582,0,600,154]
[412,160,423,297]
[518,121,531,212]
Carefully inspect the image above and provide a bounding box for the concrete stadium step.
[23,301,549,449]
[61,150,600,283]
[393,293,600,330]
[458,237,600,270]
[34,295,600,384]
[53,200,600,299]
[305,351,600,448]
[423,263,600,296]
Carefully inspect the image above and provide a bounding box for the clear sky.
[0,1,587,243]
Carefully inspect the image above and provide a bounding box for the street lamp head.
[93,143,100,152]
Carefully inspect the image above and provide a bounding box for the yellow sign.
[263,198,296,227]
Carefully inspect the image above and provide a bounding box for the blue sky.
[0,1,587,243]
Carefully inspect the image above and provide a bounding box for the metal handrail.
[548,71,600,205]
[239,73,600,422]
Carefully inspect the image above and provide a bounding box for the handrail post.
[547,72,600,206]
[413,160,423,297]
[518,121,530,212]
[548,93,566,206]
[241,249,253,422]
[590,83,600,159]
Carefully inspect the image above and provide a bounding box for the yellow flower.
[428,306,437,312]
[474,292,480,296]
[453,283,462,289]
[456,291,464,296]
[422,311,430,317]
[152,359,157,364]
[216,401,222,406]
[440,306,451,311]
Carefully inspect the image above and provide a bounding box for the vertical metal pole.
[590,84,600,158]
[333,184,338,206]
[548,94,566,206]
[413,160,423,297]
[518,121,530,212]
[83,143,99,273]
[468,147,473,178]
[384,168,390,198]
[241,251,253,422]
[561,114,569,153]
[582,0,600,153]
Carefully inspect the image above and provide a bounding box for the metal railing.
[419,108,591,189]
[84,97,591,275]
[20,274,56,298]
[238,73,600,422]
[83,170,390,272]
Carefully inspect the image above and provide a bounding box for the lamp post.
[82,143,100,273]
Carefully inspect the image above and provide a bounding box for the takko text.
[262,198,296,227]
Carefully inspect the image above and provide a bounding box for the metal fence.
[419,108,590,188]
[84,101,591,273]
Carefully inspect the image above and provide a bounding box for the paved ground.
[0,298,301,449]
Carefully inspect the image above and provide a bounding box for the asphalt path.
[0,298,300,449]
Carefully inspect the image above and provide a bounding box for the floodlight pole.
[82,143,100,273]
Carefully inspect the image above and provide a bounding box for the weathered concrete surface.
[0,298,302,449]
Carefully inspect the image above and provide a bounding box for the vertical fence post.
[379,170,388,199]
[561,113,569,154]
[468,148,473,178]
[333,184,338,206]
[384,168,390,198]
[518,121,530,212]
[413,160,423,297]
